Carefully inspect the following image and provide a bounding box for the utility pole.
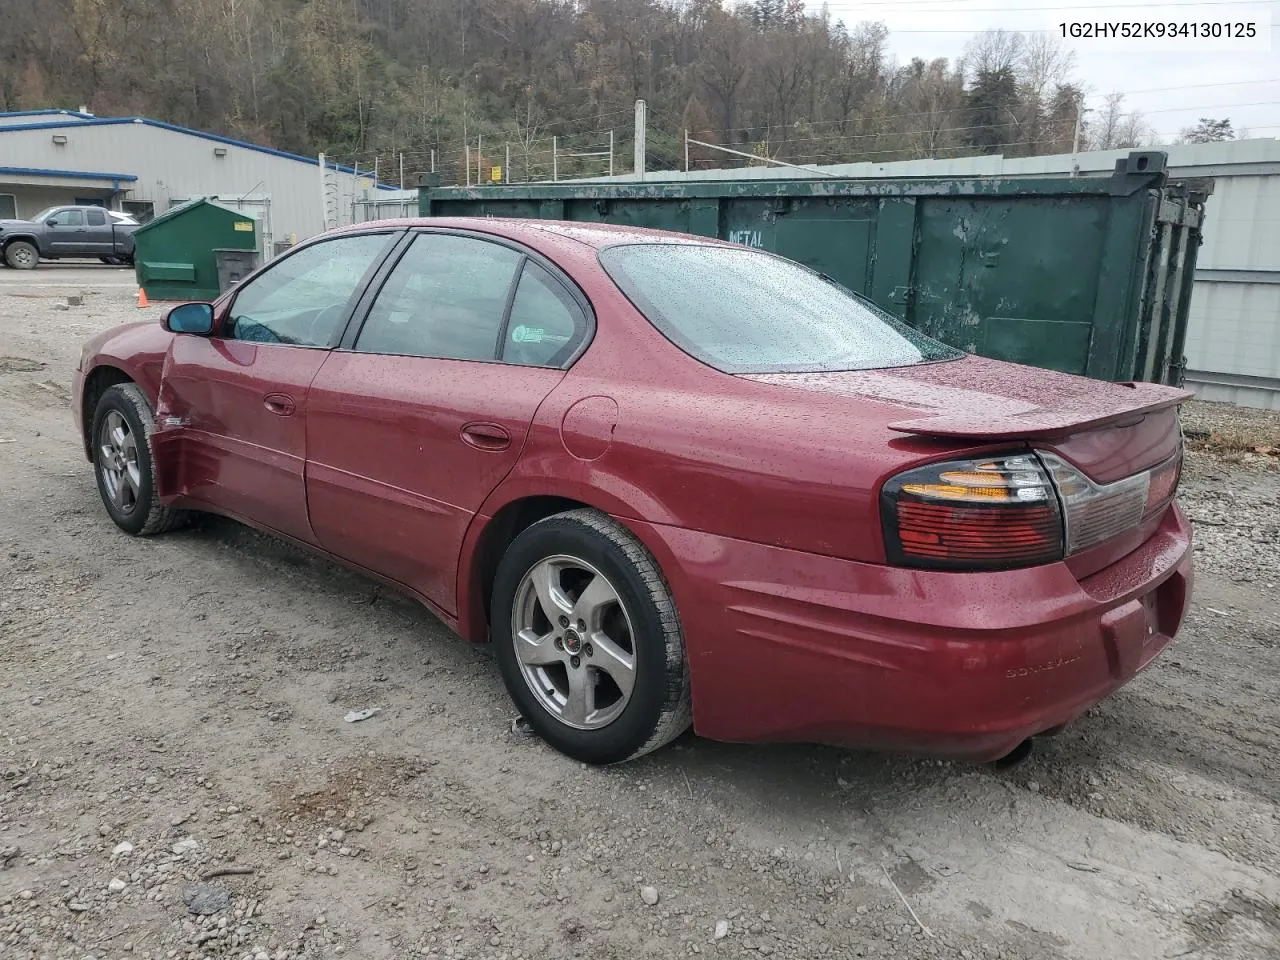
[1070,94,1084,178]
[608,130,614,178]
[505,143,511,183]
[684,129,689,173]
[552,136,558,182]
[634,99,646,181]
[465,143,471,186]
[317,152,329,229]
[430,149,436,174]
[477,134,483,184]
[350,161,359,226]
[399,152,404,190]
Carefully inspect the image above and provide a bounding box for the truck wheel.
[4,241,38,269]
[99,257,118,265]
[92,383,190,536]
[491,509,692,764]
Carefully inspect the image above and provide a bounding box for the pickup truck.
[0,205,139,269]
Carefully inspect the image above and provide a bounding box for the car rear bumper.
[632,504,1192,762]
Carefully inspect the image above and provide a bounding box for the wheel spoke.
[104,411,123,446]
[111,425,127,451]
[124,463,142,495]
[514,627,563,667]
[531,560,574,620]
[111,474,127,505]
[572,572,619,631]
[511,554,638,732]
[588,631,635,698]
[562,664,595,726]
[99,443,115,464]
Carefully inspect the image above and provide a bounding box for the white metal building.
[590,139,1280,408]
[0,109,394,257]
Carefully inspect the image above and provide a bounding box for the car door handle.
[460,422,511,451]
[263,393,296,417]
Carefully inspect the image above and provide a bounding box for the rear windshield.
[598,243,961,374]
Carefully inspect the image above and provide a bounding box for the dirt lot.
[2,265,1279,960]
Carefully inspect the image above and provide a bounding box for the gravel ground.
[2,265,1279,960]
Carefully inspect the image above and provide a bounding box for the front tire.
[4,241,38,270]
[91,383,189,536]
[492,509,692,764]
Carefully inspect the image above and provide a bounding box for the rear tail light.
[1144,455,1181,516]
[881,455,1063,570]
[882,447,1183,571]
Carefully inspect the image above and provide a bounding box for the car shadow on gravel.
[137,513,1276,843]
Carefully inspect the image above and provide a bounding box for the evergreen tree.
[965,66,1019,153]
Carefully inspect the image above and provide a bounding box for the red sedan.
[73,219,1192,764]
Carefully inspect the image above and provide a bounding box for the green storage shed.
[132,198,259,300]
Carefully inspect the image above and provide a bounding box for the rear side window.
[86,209,106,226]
[356,234,523,361]
[502,262,588,367]
[355,233,590,367]
[599,243,961,374]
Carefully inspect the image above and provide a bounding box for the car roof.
[332,217,734,251]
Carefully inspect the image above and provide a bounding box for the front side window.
[227,233,391,347]
[599,243,962,374]
[47,209,84,227]
[355,234,524,361]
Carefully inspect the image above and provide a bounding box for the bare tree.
[1017,33,1075,104]
[513,91,543,183]
[898,58,964,158]
[963,28,1025,80]
[699,7,751,137]
[1089,92,1153,149]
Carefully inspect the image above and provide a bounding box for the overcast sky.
[807,0,1279,142]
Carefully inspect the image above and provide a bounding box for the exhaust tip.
[992,738,1034,769]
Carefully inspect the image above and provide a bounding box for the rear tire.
[4,241,38,270]
[491,509,692,764]
[91,383,190,536]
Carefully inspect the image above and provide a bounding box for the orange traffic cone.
[137,287,149,309]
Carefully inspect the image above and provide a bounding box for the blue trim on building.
[0,109,96,120]
[0,116,398,190]
[0,165,138,183]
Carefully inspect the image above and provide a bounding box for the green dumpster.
[418,151,1208,385]
[132,198,259,300]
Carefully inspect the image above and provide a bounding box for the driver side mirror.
[164,302,215,336]
[46,219,58,227]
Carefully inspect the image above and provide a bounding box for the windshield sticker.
[511,325,545,343]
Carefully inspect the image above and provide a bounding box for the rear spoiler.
[888,384,1192,441]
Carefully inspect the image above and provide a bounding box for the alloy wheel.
[98,410,141,515]
[511,555,637,730]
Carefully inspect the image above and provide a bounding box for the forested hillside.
[1,0,1151,182]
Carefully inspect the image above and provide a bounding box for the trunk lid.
[744,355,1189,484]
